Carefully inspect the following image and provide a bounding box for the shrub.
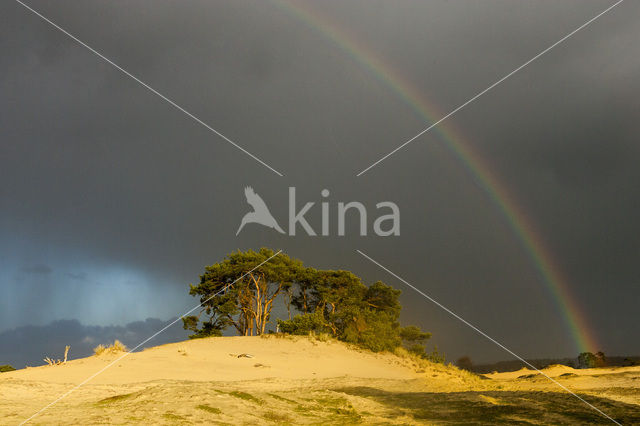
[399,325,431,357]
[277,311,327,335]
[426,345,446,364]
[94,340,128,355]
[456,356,473,371]
[312,331,331,342]
[341,309,401,352]
[0,364,16,373]
[280,279,431,354]
[577,352,596,369]
[406,343,427,357]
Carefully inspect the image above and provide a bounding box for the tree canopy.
[183,248,300,337]
[577,351,607,369]
[183,248,439,359]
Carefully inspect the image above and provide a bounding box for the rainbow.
[275,0,599,354]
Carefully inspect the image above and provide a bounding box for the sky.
[1,0,639,364]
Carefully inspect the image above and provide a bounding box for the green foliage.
[365,281,402,317]
[295,271,405,352]
[577,351,606,369]
[185,248,302,337]
[0,364,16,373]
[341,308,400,352]
[286,271,428,353]
[399,325,431,343]
[577,352,596,368]
[406,343,428,358]
[185,248,436,356]
[399,325,432,357]
[182,314,223,339]
[277,311,327,335]
[426,345,446,364]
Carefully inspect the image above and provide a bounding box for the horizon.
[2,313,639,371]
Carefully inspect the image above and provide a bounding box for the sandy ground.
[1,335,639,424]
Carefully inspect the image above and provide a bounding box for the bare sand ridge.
[1,335,639,424]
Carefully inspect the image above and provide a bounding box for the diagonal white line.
[356,249,621,425]
[356,0,625,177]
[19,250,282,425]
[14,0,284,177]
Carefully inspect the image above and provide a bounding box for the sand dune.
[1,335,639,424]
[3,335,424,385]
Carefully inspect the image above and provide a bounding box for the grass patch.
[517,373,539,379]
[260,332,294,340]
[94,340,128,356]
[310,331,332,343]
[327,405,360,416]
[228,391,263,405]
[163,412,186,421]
[262,411,292,423]
[267,393,297,404]
[291,393,362,422]
[314,396,349,406]
[323,399,361,422]
[97,392,136,405]
[196,404,221,414]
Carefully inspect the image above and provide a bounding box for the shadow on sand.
[335,387,640,424]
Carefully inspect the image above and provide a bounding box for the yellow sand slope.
[1,336,638,424]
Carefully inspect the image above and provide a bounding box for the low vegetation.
[195,404,221,414]
[262,411,292,422]
[97,392,137,405]
[335,388,639,424]
[0,364,16,373]
[228,391,263,405]
[93,340,128,356]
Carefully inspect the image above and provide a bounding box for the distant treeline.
[471,355,640,374]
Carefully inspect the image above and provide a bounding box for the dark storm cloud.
[65,271,87,280]
[21,264,52,275]
[0,318,189,368]
[1,0,639,363]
